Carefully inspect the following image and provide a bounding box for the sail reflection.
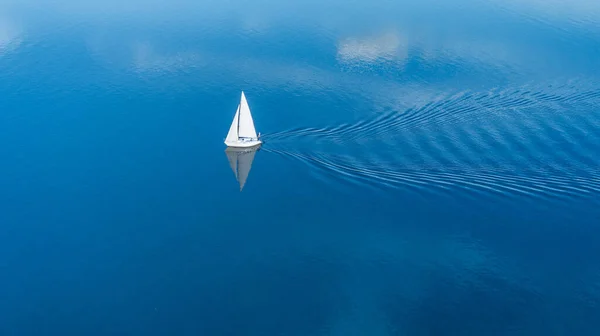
[225,146,260,191]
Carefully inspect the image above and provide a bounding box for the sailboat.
[225,146,259,191]
[225,91,262,148]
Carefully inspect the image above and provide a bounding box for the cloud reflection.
[130,41,205,73]
[0,17,21,56]
[337,32,408,65]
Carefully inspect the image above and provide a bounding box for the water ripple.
[262,80,600,205]
[266,80,600,141]
[266,148,600,207]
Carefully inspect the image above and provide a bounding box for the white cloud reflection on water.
[129,41,205,73]
[337,32,408,65]
[0,17,21,57]
[5,0,597,82]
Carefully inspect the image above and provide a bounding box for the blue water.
[1,0,600,334]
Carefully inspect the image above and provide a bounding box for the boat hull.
[224,139,262,148]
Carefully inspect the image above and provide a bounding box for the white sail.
[238,91,258,139]
[225,105,240,143]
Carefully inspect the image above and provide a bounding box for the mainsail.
[237,91,258,139]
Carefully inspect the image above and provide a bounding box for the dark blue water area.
[1,0,600,335]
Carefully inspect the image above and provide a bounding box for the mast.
[238,92,243,138]
[237,103,241,138]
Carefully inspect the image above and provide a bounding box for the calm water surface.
[1,0,600,334]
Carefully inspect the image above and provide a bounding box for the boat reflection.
[225,145,260,191]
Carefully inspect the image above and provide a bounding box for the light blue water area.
[1,0,600,334]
